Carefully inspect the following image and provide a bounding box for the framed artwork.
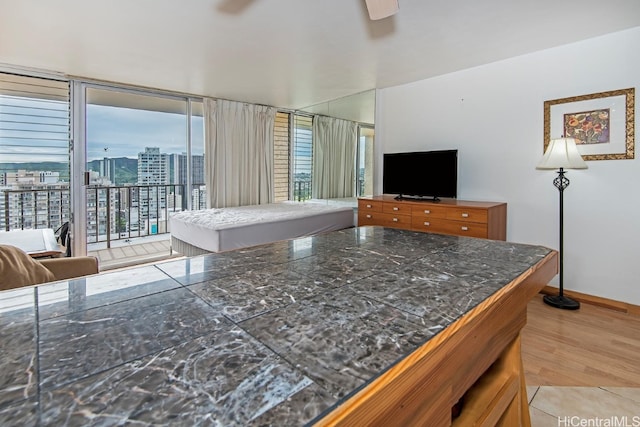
[543,88,635,160]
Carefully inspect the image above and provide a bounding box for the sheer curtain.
[204,98,276,208]
[311,116,358,199]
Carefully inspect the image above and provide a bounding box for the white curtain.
[311,116,358,199]
[204,98,276,208]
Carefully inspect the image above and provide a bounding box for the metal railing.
[2,183,207,248]
[2,187,70,231]
[293,180,312,201]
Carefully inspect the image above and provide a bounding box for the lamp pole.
[543,167,580,310]
[537,137,586,310]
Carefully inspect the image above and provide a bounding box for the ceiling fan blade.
[365,0,399,20]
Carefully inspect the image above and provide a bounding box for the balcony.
[1,184,206,269]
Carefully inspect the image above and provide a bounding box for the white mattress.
[169,202,355,253]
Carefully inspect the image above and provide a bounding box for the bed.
[169,201,356,255]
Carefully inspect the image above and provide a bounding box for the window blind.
[0,73,70,172]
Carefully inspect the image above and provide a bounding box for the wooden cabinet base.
[358,196,507,240]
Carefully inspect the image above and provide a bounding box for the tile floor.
[528,386,640,426]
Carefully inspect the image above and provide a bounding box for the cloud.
[87,105,204,160]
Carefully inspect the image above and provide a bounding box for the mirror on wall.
[300,90,376,197]
[299,90,375,125]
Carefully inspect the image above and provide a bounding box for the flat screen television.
[383,149,457,201]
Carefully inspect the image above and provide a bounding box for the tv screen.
[383,149,457,200]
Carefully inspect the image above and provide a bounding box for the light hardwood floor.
[522,294,640,387]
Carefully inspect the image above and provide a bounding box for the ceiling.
[1,0,639,115]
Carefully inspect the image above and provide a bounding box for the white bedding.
[170,201,355,253]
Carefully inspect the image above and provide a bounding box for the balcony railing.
[1,183,207,248]
[2,187,70,231]
[293,180,312,201]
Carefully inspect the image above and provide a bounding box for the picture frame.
[543,88,635,160]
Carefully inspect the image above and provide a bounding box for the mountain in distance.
[0,157,140,185]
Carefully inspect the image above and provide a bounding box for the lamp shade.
[537,137,588,170]
[365,0,399,20]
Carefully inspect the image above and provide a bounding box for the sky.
[86,105,204,161]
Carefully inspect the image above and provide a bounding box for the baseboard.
[541,286,640,316]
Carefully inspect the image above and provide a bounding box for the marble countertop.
[0,226,552,426]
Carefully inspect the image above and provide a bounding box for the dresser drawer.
[360,212,411,228]
[383,203,412,215]
[412,218,488,238]
[411,205,448,219]
[358,200,383,212]
[359,211,379,225]
[445,208,488,224]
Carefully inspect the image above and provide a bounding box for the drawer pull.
[366,204,372,208]
[461,213,469,218]
[424,210,430,214]
[461,226,469,231]
[393,218,399,222]
[393,207,399,211]
[424,222,430,226]
[366,214,372,219]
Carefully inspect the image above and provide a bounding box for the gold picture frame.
[543,88,635,160]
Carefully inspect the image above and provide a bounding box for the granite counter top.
[0,226,552,426]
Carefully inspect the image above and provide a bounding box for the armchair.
[39,256,99,281]
[0,245,99,291]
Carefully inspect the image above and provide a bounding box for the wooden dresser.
[358,195,507,241]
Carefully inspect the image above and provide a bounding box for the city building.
[137,147,169,232]
[0,170,69,231]
[98,157,116,183]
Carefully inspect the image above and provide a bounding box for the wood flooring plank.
[523,295,640,387]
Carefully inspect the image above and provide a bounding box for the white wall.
[375,27,640,305]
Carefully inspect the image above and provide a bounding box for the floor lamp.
[536,137,587,310]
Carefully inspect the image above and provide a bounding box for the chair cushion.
[0,245,56,291]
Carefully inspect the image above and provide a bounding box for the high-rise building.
[0,170,69,231]
[169,153,205,210]
[171,153,205,185]
[138,147,169,185]
[137,147,169,226]
[98,157,116,183]
[85,171,118,241]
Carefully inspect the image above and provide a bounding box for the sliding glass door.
[72,83,203,267]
